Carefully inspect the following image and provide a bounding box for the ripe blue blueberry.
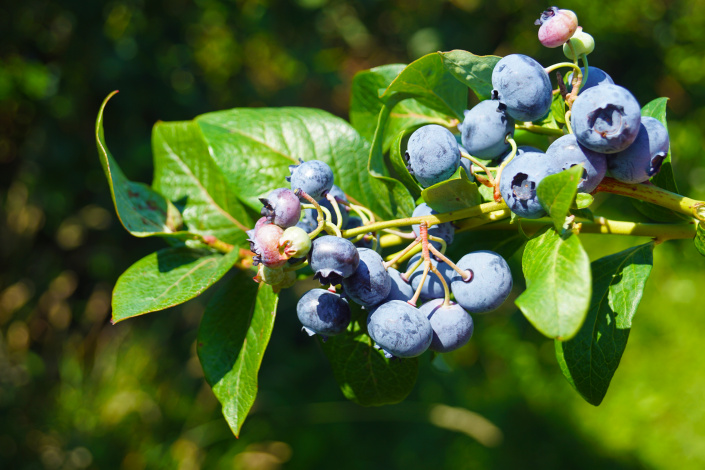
[419,299,474,353]
[366,300,433,358]
[499,150,556,219]
[450,251,513,313]
[571,84,641,153]
[458,100,515,159]
[405,125,461,187]
[411,203,454,252]
[288,160,334,200]
[296,289,351,337]
[259,188,301,228]
[567,66,614,95]
[607,116,670,184]
[492,54,552,122]
[342,248,392,307]
[308,235,360,285]
[383,267,415,303]
[407,253,455,301]
[545,134,607,193]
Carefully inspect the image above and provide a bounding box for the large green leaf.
[152,120,252,246]
[422,168,481,212]
[197,270,278,437]
[695,222,705,256]
[350,64,453,151]
[95,91,185,237]
[389,127,423,196]
[439,50,500,101]
[111,246,240,323]
[538,165,583,231]
[196,107,414,220]
[516,228,591,340]
[320,303,419,406]
[380,52,468,120]
[633,98,686,222]
[556,243,654,405]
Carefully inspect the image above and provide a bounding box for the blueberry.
[545,134,607,193]
[308,235,360,285]
[296,210,318,234]
[407,253,455,301]
[250,223,288,268]
[296,289,351,337]
[259,188,301,229]
[567,66,613,95]
[419,299,474,353]
[383,267,414,303]
[499,150,556,219]
[342,248,391,307]
[571,84,641,154]
[535,7,578,48]
[607,116,670,184]
[458,100,515,159]
[450,251,513,313]
[288,160,334,200]
[492,54,552,122]
[411,203,454,251]
[405,125,461,187]
[366,300,433,358]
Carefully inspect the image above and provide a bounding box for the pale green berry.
[279,226,311,258]
[258,265,285,285]
[563,27,595,60]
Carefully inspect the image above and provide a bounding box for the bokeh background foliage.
[2,0,705,468]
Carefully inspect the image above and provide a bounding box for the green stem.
[596,177,703,217]
[545,61,583,76]
[580,54,589,91]
[341,200,508,238]
[472,217,696,240]
[515,123,564,136]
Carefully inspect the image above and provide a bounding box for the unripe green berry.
[563,27,595,60]
[257,265,285,285]
[279,226,311,258]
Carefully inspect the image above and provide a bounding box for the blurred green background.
[2,0,705,468]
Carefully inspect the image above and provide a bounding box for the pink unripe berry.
[252,223,288,268]
[536,7,578,48]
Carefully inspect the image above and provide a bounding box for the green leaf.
[320,303,419,406]
[439,50,501,101]
[555,243,654,405]
[350,64,454,151]
[389,128,423,196]
[551,92,566,125]
[695,222,705,256]
[196,107,414,220]
[516,228,591,340]
[111,246,240,323]
[537,165,583,231]
[197,270,278,437]
[380,52,469,120]
[633,98,687,222]
[574,193,594,209]
[95,91,185,237]
[152,120,253,247]
[421,168,481,212]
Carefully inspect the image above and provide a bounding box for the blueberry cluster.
[403,7,669,221]
[250,158,514,358]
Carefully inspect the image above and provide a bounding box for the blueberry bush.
[95,7,705,437]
